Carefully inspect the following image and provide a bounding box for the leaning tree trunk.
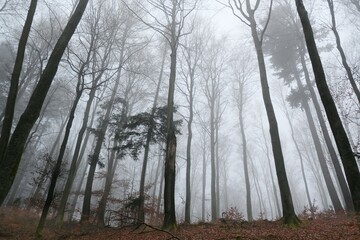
[280,91,312,209]
[81,26,127,221]
[249,11,299,224]
[0,0,89,205]
[299,46,354,212]
[81,70,122,222]
[0,0,38,165]
[35,82,83,237]
[327,0,360,105]
[293,65,343,212]
[55,67,102,226]
[296,0,360,212]
[96,140,118,227]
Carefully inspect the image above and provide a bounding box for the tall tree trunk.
[184,61,195,224]
[215,108,220,218]
[35,82,83,237]
[299,47,354,211]
[280,89,312,208]
[96,140,117,227]
[261,124,281,219]
[293,66,343,211]
[55,69,101,226]
[0,0,38,164]
[81,25,128,221]
[67,98,100,220]
[0,0,89,205]
[150,146,162,222]
[163,41,177,230]
[249,9,299,224]
[210,98,217,221]
[201,137,207,222]
[296,0,360,212]
[138,46,167,223]
[238,88,252,221]
[81,73,121,221]
[326,0,360,104]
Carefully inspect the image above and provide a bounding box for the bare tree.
[0,0,89,205]
[296,0,360,212]
[177,21,205,223]
[0,0,37,166]
[229,0,299,225]
[138,43,167,223]
[123,0,198,229]
[326,0,360,105]
[230,46,256,221]
[200,34,227,221]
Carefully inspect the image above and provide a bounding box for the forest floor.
[0,208,360,239]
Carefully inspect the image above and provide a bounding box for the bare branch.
[260,0,273,44]
[228,0,250,27]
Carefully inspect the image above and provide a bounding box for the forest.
[0,0,360,239]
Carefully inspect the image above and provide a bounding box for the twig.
[134,222,181,240]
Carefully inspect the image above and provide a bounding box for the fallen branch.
[133,222,181,240]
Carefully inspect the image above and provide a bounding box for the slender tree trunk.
[35,83,83,237]
[296,0,360,212]
[202,138,207,222]
[81,74,121,221]
[81,25,128,221]
[96,140,117,227]
[55,72,100,226]
[138,46,167,223]
[66,97,99,221]
[184,64,195,224]
[249,11,298,223]
[0,0,89,205]
[209,99,217,222]
[299,47,354,212]
[215,111,220,218]
[280,90,312,208]
[293,67,343,211]
[238,90,252,220]
[156,155,165,223]
[327,0,360,104]
[261,125,281,218]
[0,0,38,164]
[150,146,162,222]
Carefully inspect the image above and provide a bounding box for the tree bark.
[36,80,83,237]
[296,0,360,212]
[81,22,128,221]
[96,140,118,227]
[293,65,343,211]
[138,46,167,223]
[0,0,89,205]
[163,42,177,230]
[280,90,312,209]
[201,135,207,222]
[247,5,299,224]
[327,0,360,105]
[237,82,252,221]
[298,47,354,212]
[0,0,37,164]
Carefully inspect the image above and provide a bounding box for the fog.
[0,0,359,229]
